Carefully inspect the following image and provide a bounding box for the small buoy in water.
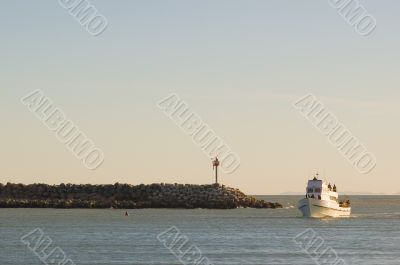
[125,211,129,216]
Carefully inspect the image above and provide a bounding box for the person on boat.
[333,184,337,192]
[328,183,332,191]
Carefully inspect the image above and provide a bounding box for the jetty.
[0,183,282,209]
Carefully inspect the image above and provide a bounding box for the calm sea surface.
[1,196,400,265]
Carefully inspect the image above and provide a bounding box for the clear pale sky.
[1,1,399,194]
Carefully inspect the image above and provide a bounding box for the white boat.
[298,174,351,218]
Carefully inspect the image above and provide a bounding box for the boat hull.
[298,198,351,218]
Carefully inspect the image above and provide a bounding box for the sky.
[1,0,399,194]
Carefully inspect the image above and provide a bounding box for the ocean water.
[1,196,400,265]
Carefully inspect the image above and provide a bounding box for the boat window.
[315,188,321,193]
[307,188,313,193]
[330,196,337,201]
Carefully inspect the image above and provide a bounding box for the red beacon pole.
[212,157,220,184]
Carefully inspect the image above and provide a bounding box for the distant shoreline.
[278,192,395,196]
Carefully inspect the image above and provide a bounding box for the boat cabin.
[305,175,338,202]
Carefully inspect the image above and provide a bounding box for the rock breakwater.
[0,183,282,209]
